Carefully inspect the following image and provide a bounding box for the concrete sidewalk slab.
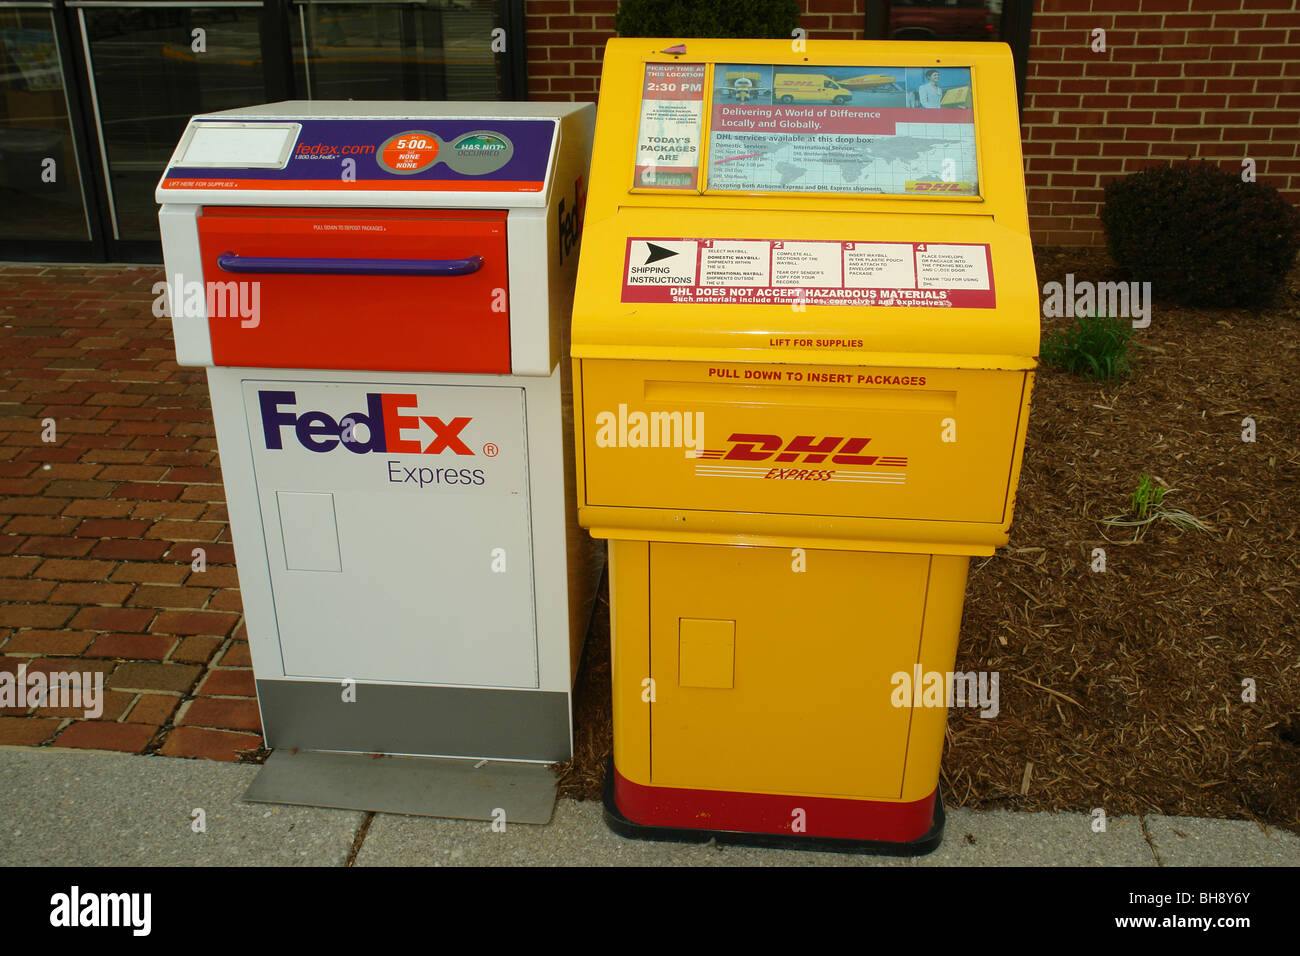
[1,749,1296,866]
[0,748,363,866]
[916,809,1155,866]
[353,799,914,867]
[1143,814,1299,867]
[352,803,1210,867]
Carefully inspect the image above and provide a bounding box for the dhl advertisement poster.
[707,64,978,196]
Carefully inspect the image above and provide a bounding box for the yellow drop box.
[573,38,1037,853]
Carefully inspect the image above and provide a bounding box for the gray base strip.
[256,678,571,761]
[244,750,558,823]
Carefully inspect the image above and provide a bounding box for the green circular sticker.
[443,131,515,175]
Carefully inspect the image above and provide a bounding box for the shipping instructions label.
[772,241,843,288]
[700,240,771,286]
[844,243,915,288]
[916,243,990,289]
[626,239,701,285]
[634,63,706,190]
[623,238,995,309]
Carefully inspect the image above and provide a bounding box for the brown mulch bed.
[555,567,612,802]
[557,245,1300,836]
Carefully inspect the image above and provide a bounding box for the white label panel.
[176,122,300,168]
[843,242,916,289]
[772,241,843,287]
[700,240,771,286]
[276,491,342,572]
[915,243,990,289]
[625,239,699,286]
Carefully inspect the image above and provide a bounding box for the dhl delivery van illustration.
[774,72,852,104]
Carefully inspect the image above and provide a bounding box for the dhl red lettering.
[726,433,896,468]
[772,435,843,464]
[831,437,878,465]
[724,433,783,461]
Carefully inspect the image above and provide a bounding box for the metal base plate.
[243,749,559,824]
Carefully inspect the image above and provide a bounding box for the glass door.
[71,1,268,256]
[1,0,523,262]
[0,1,96,258]
[291,0,501,102]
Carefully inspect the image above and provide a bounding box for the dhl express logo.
[258,390,474,455]
[905,181,973,193]
[696,433,908,481]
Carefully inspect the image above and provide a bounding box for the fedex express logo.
[258,390,475,455]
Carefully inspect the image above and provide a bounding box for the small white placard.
[277,491,342,573]
[844,242,916,289]
[772,241,842,288]
[175,122,300,169]
[700,240,771,286]
[916,243,990,289]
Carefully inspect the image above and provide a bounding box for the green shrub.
[1040,312,1133,381]
[1129,473,1166,520]
[615,0,801,39]
[1101,161,1300,308]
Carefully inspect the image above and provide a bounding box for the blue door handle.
[216,252,484,277]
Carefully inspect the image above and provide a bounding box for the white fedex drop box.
[156,102,600,761]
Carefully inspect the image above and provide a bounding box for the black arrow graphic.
[644,242,678,265]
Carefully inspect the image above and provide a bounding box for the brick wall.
[525,0,867,101]
[523,0,1300,247]
[525,0,616,102]
[1024,0,1300,246]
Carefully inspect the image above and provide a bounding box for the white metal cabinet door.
[242,379,537,688]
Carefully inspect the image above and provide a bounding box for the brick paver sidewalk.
[0,264,263,760]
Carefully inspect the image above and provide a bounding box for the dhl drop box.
[156,102,601,775]
[573,41,1036,853]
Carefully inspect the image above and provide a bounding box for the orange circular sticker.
[378,131,441,174]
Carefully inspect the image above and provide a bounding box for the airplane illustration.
[717,71,772,103]
[839,74,905,92]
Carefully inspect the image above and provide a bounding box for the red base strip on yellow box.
[604,759,944,856]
